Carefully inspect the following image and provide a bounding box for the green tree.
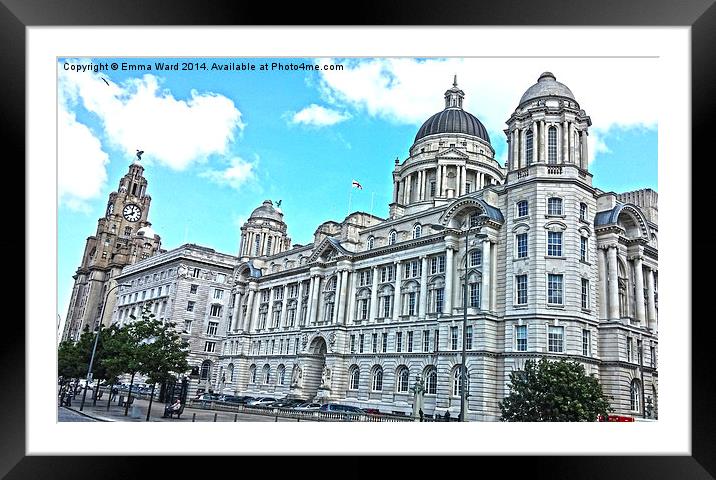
[499,358,612,422]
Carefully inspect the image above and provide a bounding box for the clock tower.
[62,155,163,341]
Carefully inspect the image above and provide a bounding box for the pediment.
[436,147,469,160]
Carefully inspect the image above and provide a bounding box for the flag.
[352,180,363,190]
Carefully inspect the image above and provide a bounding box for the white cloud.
[289,104,351,127]
[58,106,109,210]
[59,59,245,171]
[200,156,257,190]
[315,58,658,163]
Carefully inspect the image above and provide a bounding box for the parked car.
[267,399,303,408]
[293,402,322,412]
[319,403,366,415]
[246,397,278,407]
[363,408,381,415]
[219,395,252,404]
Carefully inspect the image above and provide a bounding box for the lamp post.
[79,282,131,411]
[430,216,488,422]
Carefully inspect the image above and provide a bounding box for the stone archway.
[302,336,328,400]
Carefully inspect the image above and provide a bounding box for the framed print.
[8,0,714,477]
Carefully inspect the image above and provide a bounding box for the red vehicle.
[598,414,635,422]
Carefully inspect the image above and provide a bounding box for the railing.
[547,166,563,175]
[517,168,529,178]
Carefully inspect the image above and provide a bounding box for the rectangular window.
[581,278,590,309]
[547,274,564,304]
[258,312,267,329]
[423,330,430,352]
[408,292,417,316]
[469,283,481,308]
[470,250,482,266]
[430,255,446,274]
[451,326,459,350]
[214,289,224,300]
[516,274,528,305]
[548,326,564,353]
[192,268,201,278]
[547,231,562,257]
[396,332,403,352]
[407,331,413,352]
[517,233,528,258]
[580,203,588,222]
[580,237,588,262]
[637,339,643,364]
[350,335,355,353]
[582,329,591,356]
[260,290,270,302]
[206,321,218,336]
[271,339,275,355]
[435,288,444,313]
[274,287,283,300]
[547,197,563,216]
[288,308,296,327]
[383,296,391,318]
[466,326,473,350]
[204,341,216,353]
[382,333,387,353]
[359,334,364,353]
[190,284,198,294]
[186,301,195,312]
[517,200,529,217]
[465,182,471,194]
[627,337,633,362]
[372,333,378,353]
[210,304,222,317]
[434,330,440,352]
[295,337,299,354]
[184,320,192,333]
[430,181,436,197]
[360,299,369,320]
[141,290,146,300]
[516,325,527,351]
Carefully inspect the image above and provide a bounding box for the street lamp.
[430,215,489,422]
[79,282,131,411]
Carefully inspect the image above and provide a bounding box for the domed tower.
[239,200,291,260]
[389,76,505,219]
[504,72,592,173]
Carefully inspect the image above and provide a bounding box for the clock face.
[122,204,142,222]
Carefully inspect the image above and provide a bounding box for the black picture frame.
[7,0,713,477]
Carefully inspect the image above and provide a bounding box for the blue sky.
[58,57,657,322]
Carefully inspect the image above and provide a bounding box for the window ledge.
[579,260,591,266]
[515,214,529,221]
[544,214,566,219]
[546,304,565,309]
[545,256,566,260]
[513,304,528,309]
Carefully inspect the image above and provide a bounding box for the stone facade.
[95,73,657,420]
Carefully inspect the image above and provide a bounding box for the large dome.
[414,108,491,144]
[519,72,576,106]
[249,200,284,222]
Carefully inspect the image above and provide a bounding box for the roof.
[519,72,576,106]
[414,108,491,144]
[249,200,284,222]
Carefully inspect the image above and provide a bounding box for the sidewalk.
[61,396,308,422]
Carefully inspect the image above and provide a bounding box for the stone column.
[597,248,608,319]
[231,292,241,331]
[261,232,268,256]
[393,261,402,321]
[296,280,306,328]
[607,246,620,319]
[244,286,256,332]
[633,256,646,326]
[267,287,275,327]
[646,268,657,331]
[370,266,379,322]
[507,133,512,169]
[580,130,589,169]
[445,245,454,314]
[512,129,519,169]
[406,174,412,204]
[540,120,547,162]
[280,285,289,328]
[520,129,526,169]
[393,180,399,203]
[307,275,318,325]
[419,256,429,319]
[332,271,342,324]
[436,166,442,197]
[532,120,538,164]
[441,165,447,196]
[562,122,568,164]
[491,243,497,309]
[347,269,357,324]
[337,268,350,324]
[481,240,491,311]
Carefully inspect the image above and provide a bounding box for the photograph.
[56,56,659,425]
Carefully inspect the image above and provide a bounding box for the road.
[58,406,100,422]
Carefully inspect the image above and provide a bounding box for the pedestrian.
[111,386,119,402]
[444,410,451,422]
[419,409,424,422]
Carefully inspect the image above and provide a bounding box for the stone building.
[61,158,162,341]
[95,72,658,420]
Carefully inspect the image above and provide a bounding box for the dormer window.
[389,230,397,245]
[367,236,374,250]
[413,224,422,239]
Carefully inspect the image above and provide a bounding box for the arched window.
[249,364,257,383]
[525,129,534,165]
[372,366,383,391]
[452,366,464,396]
[367,236,374,250]
[424,367,437,395]
[227,363,234,383]
[349,365,360,390]
[413,224,422,239]
[254,236,261,256]
[389,230,397,245]
[262,364,271,384]
[548,126,558,164]
[267,236,273,255]
[396,366,410,393]
[200,360,211,380]
[630,379,641,412]
[277,364,286,386]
